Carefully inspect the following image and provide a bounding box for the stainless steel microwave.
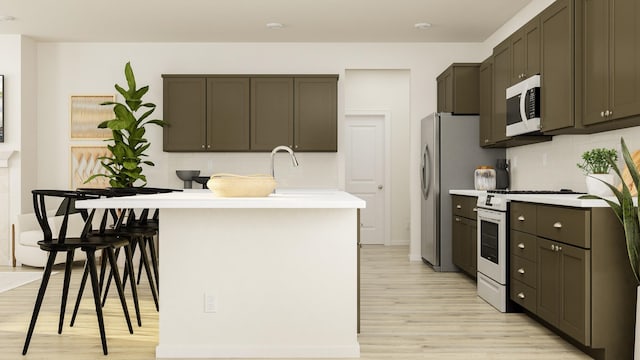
[506,74,541,137]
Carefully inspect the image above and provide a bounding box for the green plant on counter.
[580,138,640,284]
[86,62,166,187]
[577,147,618,174]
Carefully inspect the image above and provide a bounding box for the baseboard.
[156,343,360,359]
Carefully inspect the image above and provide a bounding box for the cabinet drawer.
[452,195,477,219]
[536,205,590,248]
[510,202,537,234]
[510,230,537,261]
[510,279,537,313]
[511,255,537,288]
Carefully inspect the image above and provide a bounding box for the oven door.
[476,207,507,285]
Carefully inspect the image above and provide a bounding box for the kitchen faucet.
[270,146,299,191]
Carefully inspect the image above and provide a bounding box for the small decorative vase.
[585,173,614,196]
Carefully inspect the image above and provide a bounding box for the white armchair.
[13,211,88,268]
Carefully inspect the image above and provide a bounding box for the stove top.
[487,189,585,195]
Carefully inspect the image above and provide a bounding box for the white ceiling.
[0,0,532,43]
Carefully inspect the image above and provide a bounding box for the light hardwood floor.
[0,245,591,359]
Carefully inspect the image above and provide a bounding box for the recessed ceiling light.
[266,22,284,30]
[0,15,16,22]
[414,22,432,30]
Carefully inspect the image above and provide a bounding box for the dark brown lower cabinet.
[536,238,590,345]
[452,216,476,277]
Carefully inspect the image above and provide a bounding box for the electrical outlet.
[204,293,217,313]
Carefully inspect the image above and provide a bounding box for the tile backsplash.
[507,125,640,192]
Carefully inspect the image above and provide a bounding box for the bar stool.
[22,190,134,356]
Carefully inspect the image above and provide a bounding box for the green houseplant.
[577,147,618,196]
[87,62,166,187]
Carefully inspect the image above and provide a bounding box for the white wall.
[344,69,410,244]
[34,42,485,263]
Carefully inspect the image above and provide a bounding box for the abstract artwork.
[70,146,111,189]
[70,95,114,140]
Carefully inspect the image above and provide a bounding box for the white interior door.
[345,116,385,245]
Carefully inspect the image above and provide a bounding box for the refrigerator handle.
[421,144,431,199]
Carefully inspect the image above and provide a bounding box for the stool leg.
[138,236,159,311]
[124,244,141,326]
[147,235,160,291]
[70,259,90,327]
[58,250,75,334]
[86,250,108,355]
[101,247,121,307]
[22,251,58,355]
[106,247,133,334]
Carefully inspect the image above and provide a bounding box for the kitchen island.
[77,189,365,359]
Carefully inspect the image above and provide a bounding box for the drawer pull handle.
[472,208,477,212]
[553,222,563,229]
[518,243,525,249]
[557,246,562,251]
[456,205,462,209]
[517,215,525,221]
[455,217,461,222]
[517,268,525,274]
[550,244,555,250]
[517,292,525,299]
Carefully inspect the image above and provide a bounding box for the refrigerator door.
[420,113,439,267]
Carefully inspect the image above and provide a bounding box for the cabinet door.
[479,58,494,147]
[250,77,294,151]
[492,39,511,143]
[609,0,640,122]
[207,77,250,151]
[524,17,541,78]
[511,30,526,85]
[294,77,337,151]
[437,68,452,113]
[582,0,609,125]
[163,77,207,152]
[536,238,560,326]
[558,244,591,345]
[452,216,476,276]
[540,0,575,132]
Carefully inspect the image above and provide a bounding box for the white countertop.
[75,189,366,209]
[449,189,617,208]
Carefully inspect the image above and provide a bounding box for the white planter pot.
[586,173,614,197]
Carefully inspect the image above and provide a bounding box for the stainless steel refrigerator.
[420,112,505,271]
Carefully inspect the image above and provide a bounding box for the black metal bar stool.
[22,190,134,356]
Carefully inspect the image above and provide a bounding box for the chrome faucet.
[270,146,299,190]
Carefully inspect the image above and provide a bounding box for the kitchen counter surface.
[449,189,619,208]
[76,188,365,209]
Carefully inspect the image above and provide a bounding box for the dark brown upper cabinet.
[436,64,480,115]
[250,77,294,151]
[163,76,249,152]
[163,77,207,152]
[540,0,577,133]
[511,16,541,84]
[479,57,494,147]
[581,0,640,127]
[163,75,338,152]
[492,39,512,143]
[294,77,337,152]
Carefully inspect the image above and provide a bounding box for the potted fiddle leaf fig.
[577,147,618,196]
[580,138,640,358]
[86,62,166,187]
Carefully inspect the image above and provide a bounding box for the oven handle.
[477,207,506,222]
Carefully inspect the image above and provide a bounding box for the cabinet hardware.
[518,243,525,249]
[472,208,477,212]
[557,246,562,251]
[550,244,555,250]
[207,145,211,149]
[456,205,462,209]
[601,111,605,117]
[553,222,562,229]
[517,215,525,221]
[201,144,205,149]
[517,292,525,299]
[378,185,384,190]
[455,217,461,222]
[484,139,489,143]
[608,110,613,116]
[518,268,525,274]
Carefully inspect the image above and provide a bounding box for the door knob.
[378,185,384,190]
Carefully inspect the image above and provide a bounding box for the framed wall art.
[70,95,115,140]
[0,75,4,142]
[70,145,111,189]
